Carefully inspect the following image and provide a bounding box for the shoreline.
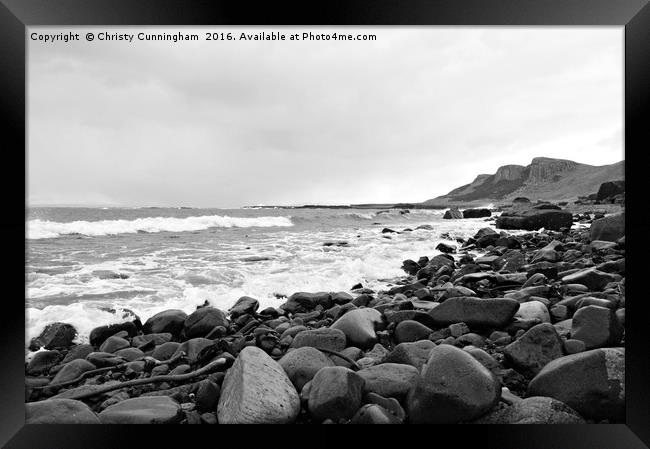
[25,208,625,424]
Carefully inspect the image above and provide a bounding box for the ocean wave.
[27,215,294,239]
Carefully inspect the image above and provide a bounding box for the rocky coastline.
[25,207,626,425]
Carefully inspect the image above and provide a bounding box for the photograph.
[23,25,627,427]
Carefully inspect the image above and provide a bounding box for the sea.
[26,206,502,349]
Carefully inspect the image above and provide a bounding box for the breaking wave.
[27,215,295,239]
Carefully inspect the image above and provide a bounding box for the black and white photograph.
[24,26,627,425]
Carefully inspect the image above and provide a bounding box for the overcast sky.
[28,27,623,208]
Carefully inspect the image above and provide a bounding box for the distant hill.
[424,157,624,206]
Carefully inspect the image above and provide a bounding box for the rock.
[383,340,436,369]
[26,398,100,424]
[590,240,618,251]
[443,207,463,219]
[435,242,456,254]
[114,347,145,362]
[89,322,138,347]
[449,322,470,337]
[99,336,130,354]
[473,396,585,424]
[99,396,183,424]
[29,322,77,351]
[406,344,501,423]
[527,348,625,421]
[217,346,300,424]
[464,347,500,372]
[142,309,187,336]
[131,333,172,348]
[350,404,402,424]
[229,296,259,318]
[308,366,365,422]
[290,328,347,352]
[152,341,181,361]
[429,297,519,328]
[332,292,353,304]
[496,208,573,231]
[282,292,333,313]
[385,310,437,329]
[463,208,491,219]
[503,323,564,377]
[394,320,432,343]
[515,301,550,324]
[193,379,220,412]
[564,339,586,354]
[26,350,61,375]
[50,359,96,385]
[571,305,623,349]
[86,352,125,368]
[357,363,419,401]
[279,347,335,392]
[172,338,214,364]
[62,344,94,363]
[474,227,500,247]
[589,212,624,242]
[330,308,383,349]
[561,268,620,291]
[401,259,420,275]
[183,307,229,339]
[596,180,625,201]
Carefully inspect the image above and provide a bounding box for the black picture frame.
[2,1,649,448]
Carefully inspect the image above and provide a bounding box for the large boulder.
[473,396,585,424]
[443,207,463,219]
[463,208,491,219]
[229,296,260,318]
[28,323,77,351]
[279,347,335,392]
[589,212,624,242]
[357,363,419,401]
[561,268,620,291]
[330,308,383,349]
[527,347,625,422]
[429,297,519,328]
[496,208,573,231]
[290,328,347,352]
[89,321,138,347]
[98,396,183,424]
[143,309,187,336]
[217,346,300,424]
[406,345,501,423]
[571,305,623,349]
[596,180,625,201]
[26,398,100,424]
[307,366,365,422]
[383,340,436,370]
[183,307,228,338]
[503,323,564,377]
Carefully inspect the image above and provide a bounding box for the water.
[26,207,498,347]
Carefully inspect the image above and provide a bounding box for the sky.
[28,27,624,208]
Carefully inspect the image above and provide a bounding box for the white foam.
[27,215,294,239]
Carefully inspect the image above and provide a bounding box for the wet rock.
[282,292,333,313]
[515,301,550,324]
[429,297,519,328]
[357,363,418,401]
[143,309,188,336]
[394,320,432,343]
[290,328,347,352]
[308,366,365,422]
[193,379,220,412]
[62,344,94,364]
[564,339,586,354]
[503,323,564,377]
[571,305,623,349]
[183,307,229,339]
[589,212,624,242]
[496,208,573,231]
[99,396,183,424]
[172,338,215,364]
[89,322,138,347]
[279,347,335,392]
[330,308,383,349]
[26,350,61,375]
[114,347,145,362]
[99,335,130,353]
[383,340,436,370]
[350,404,402,424]
[443,207,463,219]
[406,344,500,423]
[50,359,96,385]
[217,346,300,424]
[385,310,437,329]
[229,296,260,318]
[86,352,125,368]
[29,322,77,351]
[435,242,456,254]
[463,208,491,219]
[152,341,181,361]
[561,268,620,291]
[473,396,585,424]
[26,398,100,424]
[527,347,625,422]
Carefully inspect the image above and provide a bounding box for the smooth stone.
[26,350,61,375]
[290,328,347,352]
[589,212,624,242]
[527,347,625,422]
[217,346,300,424]
[515,301,550,324]
[29,323,77,351]
[571,305,623,349]
[308,366,365,422]
[26,398,100,424]
[86,352,125,367]
[561,268,620,291]
[229,296,260,318]
[503,323,564,377]
[350,404,402,424]
[99,396,183,424]
[131,333,172,347]
[193,379,221,412]
[50,359,96,385]
[383,340,436,370]
[330,308,383,349]
[183,307,229,339]
[564,339,586,354]
[62,344,94,363]
[152,341,181,361]
[99,336,130,354]
[394,320,432,343]
[357,363,418,401]
[384,310,437,329]
[89,321,138,347]
[171,338,214,364]
[282,292,333,313]
[473,396,585,424]
[279,347,335,392]
[143,309,187,336]
[406,344,501,424]
[429,297,519,328]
